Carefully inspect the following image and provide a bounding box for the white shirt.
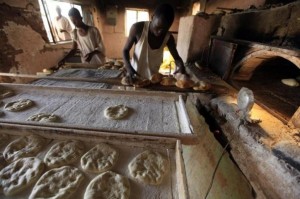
[71,26,106,65]
[131,21,170,79]
[54,16,72,41]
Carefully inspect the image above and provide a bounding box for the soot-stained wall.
[0,0,70,76]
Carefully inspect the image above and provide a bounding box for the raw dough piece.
[150,73,163,84]
[281,78,299,87]
[29,166,84,199]
[44,140,85,168]
[4,99,34,112]
[128,150,169,185]
[0,89,14,99]
[0,157,44,196]
[104,105,130,120]
[27,113,60,123]
[81,143,119,173]
[193,81,211,91]
[3,134,49,162]
[175,79,195,89]
[134,78,151,88]
[84,171,130,199]
[160,76,176,86]
[0,133,9,147]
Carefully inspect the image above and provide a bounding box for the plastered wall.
[0,0,71,76]
[178,1,300,63]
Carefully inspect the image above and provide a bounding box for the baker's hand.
[57,59,65,68]
[174,62,186,75]
[84,51,96,63]
[126,67,139,84]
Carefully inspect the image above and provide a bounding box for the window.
[192,2,201,15]
[125,8,149,36]
[38,0,83,43]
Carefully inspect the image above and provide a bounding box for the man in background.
[123,3,186,80]
[54,6,72,41]
[57,7,105,67]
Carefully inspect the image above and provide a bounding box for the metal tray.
[0,83,197,144]
[0,125,188,199]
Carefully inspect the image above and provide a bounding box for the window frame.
[125,8,149,37]
[38,0,83,44]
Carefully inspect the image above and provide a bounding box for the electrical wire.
[204,138,233,199]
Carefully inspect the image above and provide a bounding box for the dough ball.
[150,73,163,84]
[104,105,130,120]
[160,76,176,86]
[175,79,195,89]
[134,79,151,88]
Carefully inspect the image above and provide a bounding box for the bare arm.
[56,41,78,68]
[167,34,186,74]
[123,22,143,78]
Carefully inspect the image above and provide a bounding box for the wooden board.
[0,125,188,199]
[0,83,197,144]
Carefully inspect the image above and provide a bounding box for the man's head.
[56,6,61,16]
[68,8,83,27]
[150,4,175,37]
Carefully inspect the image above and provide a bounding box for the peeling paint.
[0,1,69,75]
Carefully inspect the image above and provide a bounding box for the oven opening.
[230,57,300,123]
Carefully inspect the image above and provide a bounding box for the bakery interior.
[0,0,300,198]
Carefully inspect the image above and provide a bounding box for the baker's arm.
[123,23,139,80]
[167,34,186,74]
[55,41,78,68]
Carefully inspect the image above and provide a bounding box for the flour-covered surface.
[0,84,192,138]
[0,127,183,199]
[31,68,122,89]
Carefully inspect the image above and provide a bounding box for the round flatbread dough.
[128,150,169,185]
[134,79,151,88]
[150,73,163,84]
[27,113,60,123]
[4,99,34,112]
[160,76,176,86]
[0,89,14,99]
[104,105,130,120]
[175,79,195,89]
[0,157,44,196]
[44,140,85,168]
[3,134,49,162]
[29,166,84,199]
[84,171,130,199]
[81,143,119,173]
[281,78,299,87]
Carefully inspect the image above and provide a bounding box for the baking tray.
[0,124,189,199]
[0,83,197,144]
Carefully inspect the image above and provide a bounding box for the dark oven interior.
[231,57,300,123]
